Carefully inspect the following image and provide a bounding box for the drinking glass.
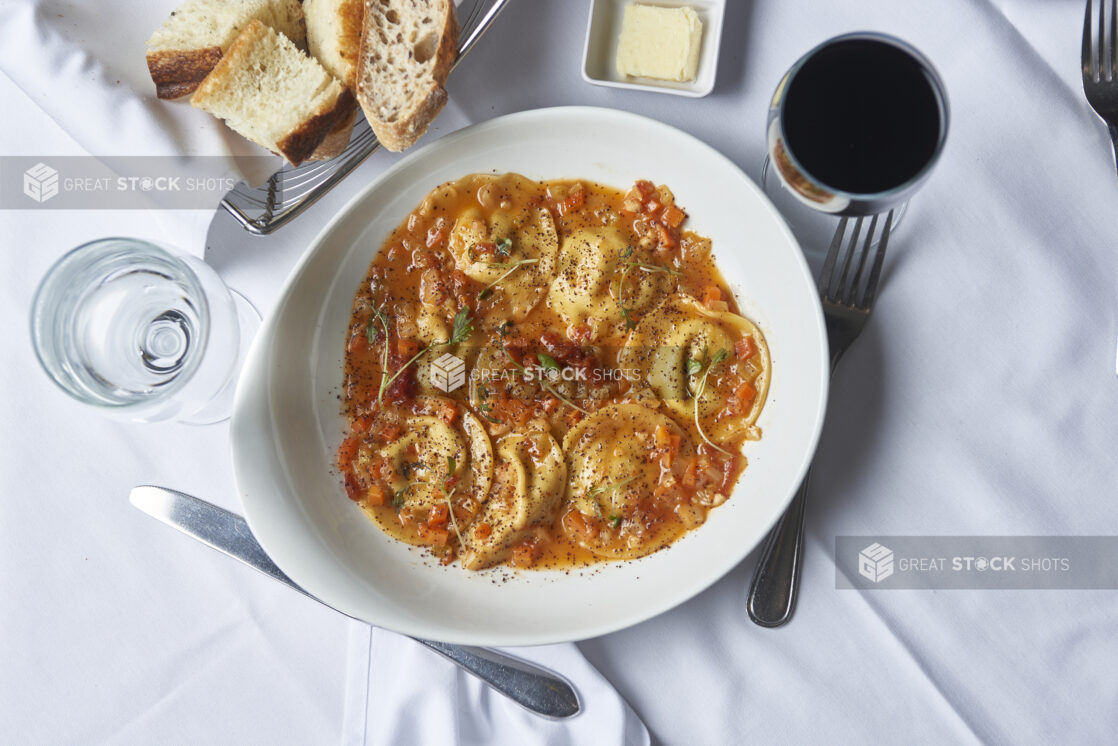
[31,238,260,424]
[760,32,949,254]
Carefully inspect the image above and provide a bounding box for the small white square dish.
[582,0,725,98]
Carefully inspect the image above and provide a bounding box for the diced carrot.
[396,510,414,528]
[563,510,599,543]
[707,299,729,312]
[634,180,656,199]
[701,285,722,305]
[347,332,367,354]
[668,432,681,455]
[428,503,449,527]
[376,422,402,441]
[367,483,387,507]
[654,423,673,449]
[343,471,363,502]
[510,539,542,568]
[337,437,359,471]
[729,381,757,415]
[474,522,492,539]
[659,451,673,470]
[644,199,662,216]
[397,338,421,357]
[655,223,677,249]
[662,204,686,229]
[417,522,450,546]
[735,335,757,361]
[558,189,585,216]
[564,408,584,427]
[436,400,459,425]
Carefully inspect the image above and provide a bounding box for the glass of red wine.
[761,32,949,254]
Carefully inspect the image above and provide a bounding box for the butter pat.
[615,4,703,83]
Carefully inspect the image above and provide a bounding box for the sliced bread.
[304,0,365,160]
[146,0,306,99]
[190,20,356,166]
[304,0,364,89]
[356,0,458,152]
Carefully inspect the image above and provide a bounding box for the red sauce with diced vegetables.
[338,174,769,570]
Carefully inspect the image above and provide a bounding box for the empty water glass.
[31,237,260,424]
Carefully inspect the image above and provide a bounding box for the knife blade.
[129,485,580,720]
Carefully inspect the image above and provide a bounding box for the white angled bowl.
[231,106,828,646]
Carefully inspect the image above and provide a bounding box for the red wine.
[782,38,943,195]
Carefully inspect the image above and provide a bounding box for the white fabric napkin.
[0,0,286,255]
[342,626,649,746]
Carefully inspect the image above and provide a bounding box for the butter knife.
[129,485,580,720]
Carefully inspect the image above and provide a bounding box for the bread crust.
[277,87,357,165]
[307,108,357,161]
[146,47,224,99]
[356,1,458,152]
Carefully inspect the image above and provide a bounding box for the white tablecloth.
[5,0,1118,743]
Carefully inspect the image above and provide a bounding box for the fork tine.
[1102,0,1109,81]
[1085,0,1096,82]
[845,214,879,305]
[1104,0,1113,79]
[834,217,864,300]
[818,217,848,298]
[861,210,894,310]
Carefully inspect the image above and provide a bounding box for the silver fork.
[1083,0,1118,175]
[747,211,894,627]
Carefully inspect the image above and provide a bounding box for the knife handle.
[416,641,581,720]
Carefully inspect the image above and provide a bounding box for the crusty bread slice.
[146,0,306,99]
[356,0,458,152]
[307,109,357,161]
[190,20,356,166]
[304,0,364,160]
[304,0,364,89]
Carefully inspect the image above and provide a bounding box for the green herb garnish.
[537,353,560,372]
[495,237,513,256]
[616,261,682,331]
[690,348,732,456]
[376,308,473,404]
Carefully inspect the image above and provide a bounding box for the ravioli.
[360,409,493,526]
[460,430,566,570]
[620,294,770,443]
[546,227,672,338]
[443,174,560,320]
[561,403,696,560]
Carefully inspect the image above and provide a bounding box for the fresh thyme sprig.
[689,348,732,456]
[376,308,473,404]
[367,309,392,404]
